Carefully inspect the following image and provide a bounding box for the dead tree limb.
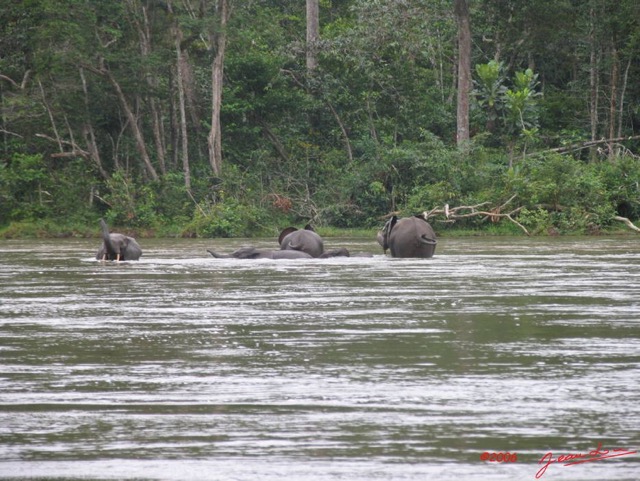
[35,133,91,158]
[423,195,530,235]
[527,135,640,157]
[614,216,640,233]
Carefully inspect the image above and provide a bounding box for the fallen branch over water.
[614,216,640,233]
[422,195,531,236]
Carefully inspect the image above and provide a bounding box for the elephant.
[96,219,142,261]
[319,247,350,258]
[207,246,353,260]
[207,246,313,259]
[278,224,324,258]
[377,215,437,258]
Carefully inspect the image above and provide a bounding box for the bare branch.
[614,216,640,233]
[0,74,20,89]
[527,135,640,157]
[0,128,23,138]
[35,133,91,158]
[423,197,531,235]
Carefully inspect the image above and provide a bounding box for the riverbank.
[1,218,637,240]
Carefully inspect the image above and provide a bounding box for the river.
[1,236,639,480]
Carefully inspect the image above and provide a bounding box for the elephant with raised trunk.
[96,219,142,261]
[377,215,437,258]
[278,224,324,258]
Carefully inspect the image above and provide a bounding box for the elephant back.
[388,216,437,258]
[280,229,324,257]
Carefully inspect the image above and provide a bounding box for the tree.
[208,0,230,177]
[454,0,471,149]
[306,0,319,73]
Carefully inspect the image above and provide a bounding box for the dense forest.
[1,0,639,238]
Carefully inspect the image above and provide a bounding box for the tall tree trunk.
[589,5,599,143]
[174,25,191,190]
[167,0,191,189]
[207,0,229,177]
[608,45,618,159]
[306,0,319,73]
[454,0,471,149]
[140,4,167,175]
[617,57,631,139]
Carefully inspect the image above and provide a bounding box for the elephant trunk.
[100,218,110,241]
[207,249,230,258]
[99,219,116,256]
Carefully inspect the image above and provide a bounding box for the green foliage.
[184,199,264,238]
[517,208,553,235]
[474,60,506,126]
[0,154,51,222]
[102,171,151,227]
[2,1,640,237]
[596,155,640,216]
[473,62,542,157]
[508,154,619,233]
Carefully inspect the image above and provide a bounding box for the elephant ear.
[278,227,298,245]
[386,215,398,235]
[303,223,316,232]
[380,215,398,251]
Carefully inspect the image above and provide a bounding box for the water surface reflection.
[1,236,639,480]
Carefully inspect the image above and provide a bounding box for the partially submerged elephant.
[207,225,357,260]
[96,219,142,261]
[278,224,324,258]
[207,246,352,260]
[207,246,313,259]
[377,215,437,258]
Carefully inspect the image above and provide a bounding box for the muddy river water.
[1,236,639,480]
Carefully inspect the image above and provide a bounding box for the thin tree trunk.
[103,69,159,180]
[140,4,167,175]
[79,68,110,178]
[589,5,599,143]
[169,67,180,170]
[608,45,618,159]
[617,56,631,139]
[167,0,191,187]
[174,23,191,190]
[454,0,471,149]
[38,78,63,153]
[207,0,229,177]
[306,0,319,73]
[259,119,290,163]
[325,100,353,162]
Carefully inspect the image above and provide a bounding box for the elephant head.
[278,224,324,258]
[96,219,142,261]
[377,215,437,258]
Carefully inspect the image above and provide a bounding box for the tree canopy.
[1,0,639,237]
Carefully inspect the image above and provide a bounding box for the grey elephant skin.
[278,225,324,258]
[378,215,437,258]
[207,246,353,260]
[207,247,313,259]
[96,219,142,261]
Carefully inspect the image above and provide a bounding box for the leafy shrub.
[516,207,552,235]
[184,199,264,238]
[0,153,51,222]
